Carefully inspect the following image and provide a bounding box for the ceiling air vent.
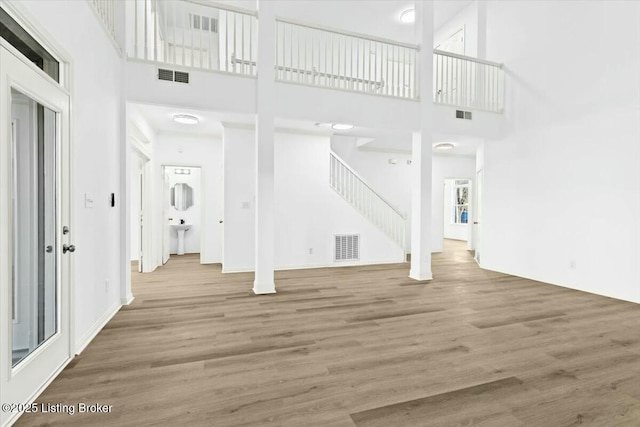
[158,68,174,81]
[174,71,190,84]
[455,110,472,120]
[335,234,360,262]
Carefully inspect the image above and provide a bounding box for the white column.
[254,0,276,294]
[410,0,434,281]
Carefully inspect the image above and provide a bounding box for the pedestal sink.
[171,224,191,255]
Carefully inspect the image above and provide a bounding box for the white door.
[162,169,171,264]
[0,45,71,426]
[474,169,483,265]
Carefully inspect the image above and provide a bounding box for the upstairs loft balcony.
[119,0,504,113]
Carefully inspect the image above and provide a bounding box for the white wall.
[222,127,403,272]
[165,167,202,254]
[222,125,255,272]
[17,0,125,350]
[480,0,640,303]
[434,1,477,56]
[154,134,224,265]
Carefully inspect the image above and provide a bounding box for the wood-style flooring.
[16,240,640,426]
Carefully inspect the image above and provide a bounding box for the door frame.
[0,42,73,427]
[161,164,205,262]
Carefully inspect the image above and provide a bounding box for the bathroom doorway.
[162,165,203,262]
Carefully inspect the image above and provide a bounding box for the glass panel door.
[11,88,58,367]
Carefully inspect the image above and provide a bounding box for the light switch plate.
[85,193,94,208]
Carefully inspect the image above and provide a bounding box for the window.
[452,179,469,224]
[0,6,60,82]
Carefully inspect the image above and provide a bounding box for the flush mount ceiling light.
[400,8,415,24]
[434,143,455,150]
[173,114,199,125]
[331,123,354,131]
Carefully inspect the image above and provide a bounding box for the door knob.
[473,221,479,225]
[45,245,53,253]
[63,244,76,254]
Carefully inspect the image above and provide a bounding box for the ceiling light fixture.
[331,123,354,131]
[434,143,455,150]
[314,122,333,128]
[173,114,199,125]
[400,8,415,24]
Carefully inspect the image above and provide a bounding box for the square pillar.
[254,0,276,294]
[410,0,434,281]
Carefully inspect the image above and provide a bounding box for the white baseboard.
[121,294,135,305]
[74,301,121,355]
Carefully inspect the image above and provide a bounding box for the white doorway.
[162,165,203,261]
[474,169,484,265]
[0,44,72,426]
[129,150,149,273]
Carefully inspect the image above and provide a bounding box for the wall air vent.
[335,234,360,262]
[174,71,190,84]
[158,68,190,84]
[158,68,174,81]
[191,14,219,33]
[455,110,472,120]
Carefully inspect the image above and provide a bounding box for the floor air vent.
[335,234,360,261]
[158,68,190,84]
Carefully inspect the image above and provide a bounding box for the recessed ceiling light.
[173,114,199,125]
[331,123,354,131]
[434,143,455,150]
[400,8,415,24]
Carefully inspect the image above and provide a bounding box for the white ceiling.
[214,1,473,44]
[131,103,479,158]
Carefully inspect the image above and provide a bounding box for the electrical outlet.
[569,260,576,269]
[105,279,110,292]
[309,248,313,255]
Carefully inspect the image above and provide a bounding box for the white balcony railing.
[330,152,406,249]
[130,0,257,76]
[91,0,116,39]
[276,19,419,99]
[434,50,504,113]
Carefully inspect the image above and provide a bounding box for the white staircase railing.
[329,152,406,249]
[129,0,257,76]
[434,49,504,113]
[276,19,419,100]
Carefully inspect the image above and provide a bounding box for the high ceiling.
[215,0,474,44]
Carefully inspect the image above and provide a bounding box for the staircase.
[329,152,407,250]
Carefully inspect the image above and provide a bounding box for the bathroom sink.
[171,224,191,231]
[171,224,191,255]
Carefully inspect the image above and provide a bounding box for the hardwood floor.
[16,240,640,426]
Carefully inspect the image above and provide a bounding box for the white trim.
[74,301,121,356]
[1,356,73,427]
[276,17,420,50]
[0,0,72,90]
[121,295,135,305]
[276,79,421,102]
[126,57,257,80]
[433,48,503,68]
